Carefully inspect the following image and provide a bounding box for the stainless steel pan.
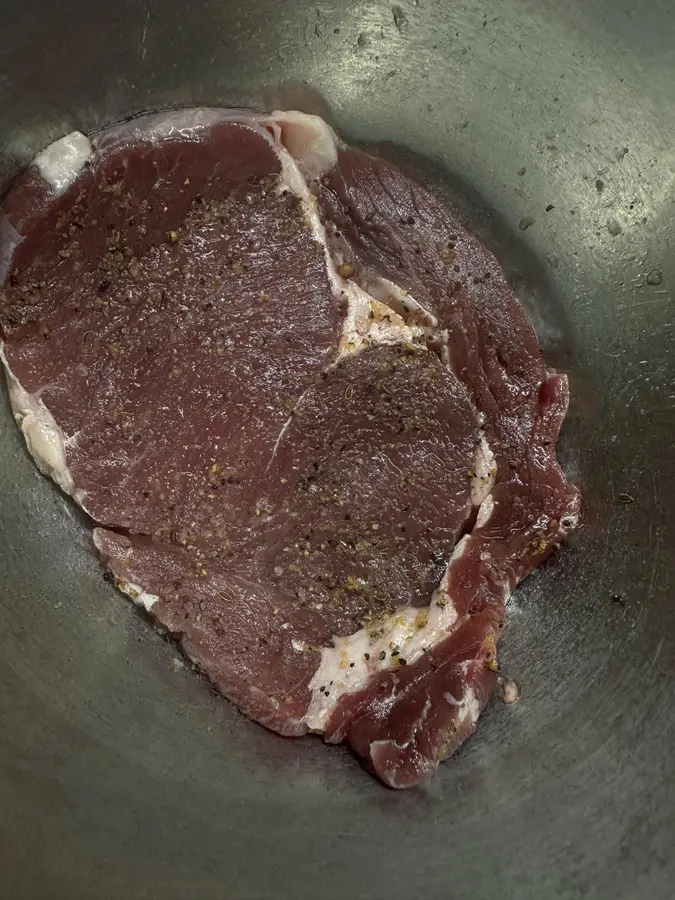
[1,1,673,897]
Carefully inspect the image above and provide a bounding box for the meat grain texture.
[0,109,580,788]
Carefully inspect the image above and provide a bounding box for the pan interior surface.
[0,1,673,898]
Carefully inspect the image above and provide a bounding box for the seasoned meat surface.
[0,109,580,787]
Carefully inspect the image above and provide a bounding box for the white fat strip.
[267,111,437,344]
[442,684,481,733]
[457,686,481,727]
[360,273,438,328]
[267,114,423,358]
[268,109,340,180]
[117,581,159,611]
[33,131,93,196]
[0,345,75,495]
[94,107,258,146]
[0,214,22,285]
[471,433,497,507]
[304,537,472,731]
[475,494,494,529]
[91,532,158,610]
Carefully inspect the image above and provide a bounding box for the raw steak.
[0,109,580,788]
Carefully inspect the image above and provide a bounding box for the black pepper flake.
[379,650,386,660]
[399,658,407,666]
[349,662,355,667]
[364,652,370,660]
[391,649,399,657]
